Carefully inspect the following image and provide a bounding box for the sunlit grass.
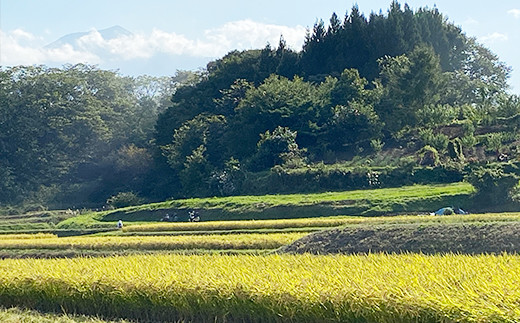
[57,182,474,228]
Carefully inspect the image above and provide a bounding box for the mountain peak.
[97,25,133,39]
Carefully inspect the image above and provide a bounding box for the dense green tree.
[321,69,383,152]
[155,45,299,148]
[0,65,177,206]
[299,1,508,102]
[248,127,305,171]
[229,75,322,159]
[1,2,516,207]
[161,114,227,172]
[376,46,443,132]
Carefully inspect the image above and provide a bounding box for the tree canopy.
[0,2,516,208]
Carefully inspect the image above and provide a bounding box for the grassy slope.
[56,182,474,229]
[280,218,520,254]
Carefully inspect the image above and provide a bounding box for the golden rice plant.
[0,233,57,239]
[123,217,355,232]
[124,212,520,233]
[0,253,518,322]
[0,232,306,250]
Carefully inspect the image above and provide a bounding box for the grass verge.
[57,182,474,228]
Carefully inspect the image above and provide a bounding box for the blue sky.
[1,0,519,94]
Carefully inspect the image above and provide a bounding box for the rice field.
[122,212,520,233]
[0,232,306,251]
[0,233,57,239]
[0,181,518,322]
[0,253,518,322]
[122,216,358,232]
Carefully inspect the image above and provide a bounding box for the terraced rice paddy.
[1,182,518,321]
[0,253,519,322]
[0,232,306,251]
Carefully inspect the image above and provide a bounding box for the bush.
[370,139,385,153]
[248,127,306,171]
[419,129,449,152]
[418,145,440,167]
[106,192,144,209]
[460,135,477,150]
[411,166,464,184]
[179,145,212,197]
[461,119,475,136]
[465,165,519,207]
[447,138,464,161]
[209,158,244,196]
[416,104,457,127]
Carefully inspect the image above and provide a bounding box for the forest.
[1,1,518,211]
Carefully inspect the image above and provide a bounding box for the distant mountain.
[45,25,133,49]
[42,25,211,77]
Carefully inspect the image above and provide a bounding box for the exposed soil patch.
[279,221,520,254]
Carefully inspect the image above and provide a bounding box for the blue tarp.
[434,207,468,215]
[434,207,453,215]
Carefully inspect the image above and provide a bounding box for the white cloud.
[0,30,45,65]
[0,29,99,65]
[462,18,479,26]
[508,9,520,19]
[46,43,100,64]
[479,32,509,44]
[11,29,37,41]
[102,20,306,59]
[0,20,307,68]
[205,19,307,53]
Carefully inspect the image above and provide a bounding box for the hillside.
[55,182,473,229]
[1,2,518,211]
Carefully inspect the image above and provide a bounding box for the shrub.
[179,145,213,197]
[447,138,464,161]
[416,104,457,127]
[209,158,244,196]
[419,128,449,152]
[106,192,144,209]
[249,127,306,171]
[370,139,385,153]
[418,145,440,166]
[460,135,477,150]
[465,165,519,207]
[461,119,475,136]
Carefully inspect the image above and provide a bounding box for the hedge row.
[236,165,464,195]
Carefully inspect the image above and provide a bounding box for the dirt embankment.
[279,222,520,254]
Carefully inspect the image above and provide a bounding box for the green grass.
[0,306,130,322]
[121,182,473,210]
[56,182,474,229]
